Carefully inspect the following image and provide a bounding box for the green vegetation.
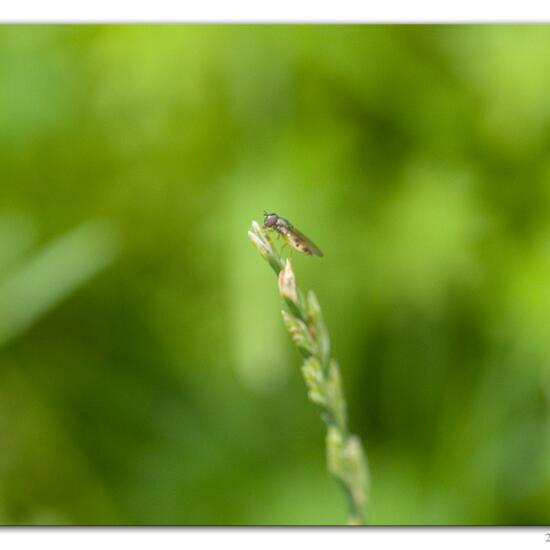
[0,25,549,525]
[249,221,368,524]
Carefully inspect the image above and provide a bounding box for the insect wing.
[286,227,324,257]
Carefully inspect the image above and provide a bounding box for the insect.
[263,212,323,257]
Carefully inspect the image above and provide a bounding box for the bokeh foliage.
[0,24,549,524]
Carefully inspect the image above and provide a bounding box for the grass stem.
[248,220,368,525]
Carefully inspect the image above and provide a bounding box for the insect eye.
[264,214,278,227]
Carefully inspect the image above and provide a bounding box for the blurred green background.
[0,24,549,525]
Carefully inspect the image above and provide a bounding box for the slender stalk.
[248,220,368,525]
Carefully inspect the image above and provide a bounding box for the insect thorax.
[275,217,292,231]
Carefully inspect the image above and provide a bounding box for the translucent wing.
[284,226,324,257]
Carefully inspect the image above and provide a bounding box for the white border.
[0,527,549,550]
[0,0,550,23]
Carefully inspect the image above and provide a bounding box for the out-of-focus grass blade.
[0,221,118,346]
[0,213,37,277]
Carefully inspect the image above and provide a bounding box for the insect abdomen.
[291,235,312,254]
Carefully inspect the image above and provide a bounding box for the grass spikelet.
[248,219,369,525]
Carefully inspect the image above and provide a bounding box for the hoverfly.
[263,212,323,257]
